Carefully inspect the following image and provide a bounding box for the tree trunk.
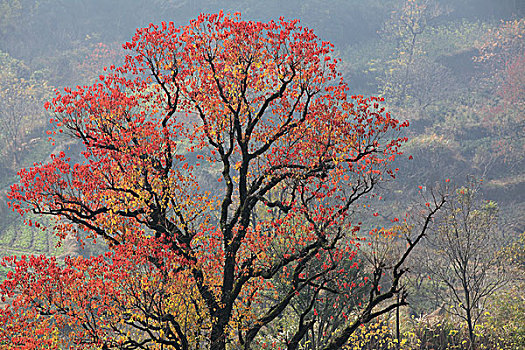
[466,307,476,350]
[396,294,401,349]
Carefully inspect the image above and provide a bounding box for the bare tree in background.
[379,0,448,106]
[0,52,49,171]
[425,179,507,348]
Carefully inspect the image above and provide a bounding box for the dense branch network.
[2,13,440,350]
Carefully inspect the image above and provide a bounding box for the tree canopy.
[1,13,445,349]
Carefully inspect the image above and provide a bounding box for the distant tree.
[76,41,123,85]
[0,0,24,51]
[476,18,524,74]
[425,180,507,348]
[476,18,524,166]
[378,0,446,106]
[2,14,444,349]
[0,51,50,171]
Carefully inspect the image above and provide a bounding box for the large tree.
[1,13,444,349]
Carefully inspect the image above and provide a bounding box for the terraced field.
[0,210,62,253]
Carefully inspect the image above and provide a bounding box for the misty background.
[0,1,523,342]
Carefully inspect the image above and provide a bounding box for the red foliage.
[2,13,420,349]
